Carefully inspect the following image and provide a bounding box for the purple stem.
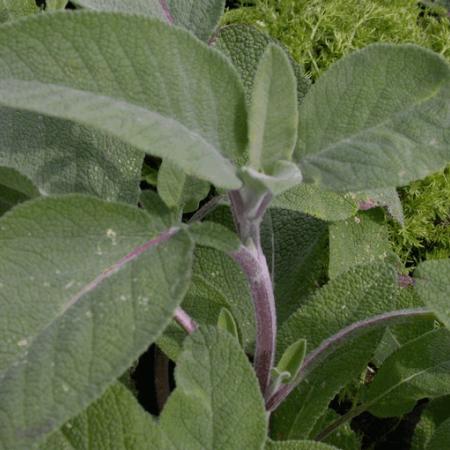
[266,307,433,411]
[187,195,225,224]
[174,306,198,334]
[159,0,174,24]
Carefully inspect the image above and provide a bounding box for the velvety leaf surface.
[355,187,404,224]
[0,166,39,215]
[411,396,450,450]
[296,44,450,192]
[329,209,392,279]
[248,44,298,173]
[166,0,225,42]
[427,417,450,450]
[0,0,37,22]
[0,196,194,448]
[46,0,67,10]
[213,24,310,106]
[72,0,168,21]
[261,208,328,324]
[272,184,356,222]
[415,259,450,329]
[159,327,267,450]
[266,440,338,449]
[187,221,241,253]
[366,329,450,417]
[0,109,143,203]
[272,262,398,439]
[0,12,246,189]
[157,159,210,213]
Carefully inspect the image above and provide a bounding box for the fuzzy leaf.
[272,184,356,221]
[166,0,225,42]
[275,339,307,382]
[0,12,246,189]
[213,24,310,106]
[0,109,143,203]
[0,166,39,215]
[296,44,450,192]
[415,259,450,329]
[187,221,241,253]
[248,44,298,173]
[266,440,338,450]
[217,307,240,341]
[0,0,38,22]
[157,159,210,213]
[355,187,404,224]
[71,0,167,20]
[0,196,194,448]
[329,209,392,279]
[366,329,450,417]
[46,0,67,10]
[427,417,450,450]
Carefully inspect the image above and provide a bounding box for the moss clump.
[224,0,450,266]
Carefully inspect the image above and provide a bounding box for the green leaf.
[415,259,450,329]
[272,184,357,222]
[0,12,246,189]
[411,396,450,450]
[166,0,225,42]
[71,0,168,21]
[0,166,39,215]
[266,440,338,450]
[366,329,450,417]
[0,109,143,204]
[261,208,328,325]
[275,339,307,382]
[42,383,159,450]
[427,417,450,450]
[355,187,404,224]
[217,307,240,341]
[248,44,298,173]
[44,328,267,449]
[0,196,194,448]
[329,209,392,279]
[157,159,210,213]
[213,24,310,107]
[296,44,450,192]
[46,0,67,10]
[139,190,179,227]
[188,221,241,253]
[272,262,398,439]
[160,327,267,449]
[0,0,38,23]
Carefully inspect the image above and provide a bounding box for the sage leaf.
[297,44,450,192]
[217,307,240,341]
[275,338,307,382]
[0,0,38,23]
[427,417,450,450]
[46,0,67,10]
[0,109,143,203]
[415,259,450,329]
[355,187,404,224]
[266,440,338,450]
[248,44,298,173]
[188,221,241,253]
[0,196,194,448]
[366,329,450,417]
[166,0,225,42]
[0,12,247,189]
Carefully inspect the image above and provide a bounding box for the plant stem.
[174,306,198,334]
[187,194,225,224]
[229,189,276,397]
[159,0,174,24]
[266,308,433,412]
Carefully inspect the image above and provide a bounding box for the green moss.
[224,0,450,266]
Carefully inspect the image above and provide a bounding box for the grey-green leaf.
[296,44,450,192]
[0,109,143,204]
[157,159,210,213]
[0,0,38,23]
[415,259,450,329]
[366,329,450,417]
[427,417,450,450]
[217,307,240,341]
[188,221,241,253]
[276,338,307,382]
[0,196,194,448]
[266,440,339,450]
[166,0,225,42]
[248,44,298,173]
[0,12,246,189]
[71,0,168,21]
[46,0,67,10]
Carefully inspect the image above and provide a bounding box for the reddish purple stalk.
[159,0,174,24]
[174,306,198,334]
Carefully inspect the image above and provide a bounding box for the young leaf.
[0,166,39,215]
[296,44,450,192]
[187,221,241,253]
[46,0,67,10]
[366,329,450,417]
[329,209,392,279]
[0,109,143,203]
[0,196,194,448]
[71,0,168,21]
[275,338,307,383]
[265,440,338,450]
[217,307,240,341]
[415,258,450,329]
[271,184,357,222]
[0,0,38,23]
[248,44,298,173]
[0,12,247,189]
[157,159,210,213]
[213,24,310,106]
[166,0,225,42]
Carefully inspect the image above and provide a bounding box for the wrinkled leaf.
[275,339,307,383]
[187,221,241,253]
[0,0,38,23]
[266,440,338,450]
[217,307,240,341]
